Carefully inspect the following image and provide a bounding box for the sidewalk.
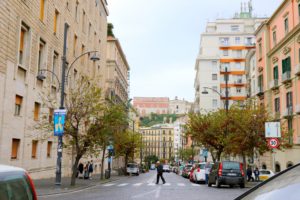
[245,181,260,188]
[34,173,125,197]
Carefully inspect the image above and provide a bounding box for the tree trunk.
[216,150,222,162]
[124,154,129,175]
[100,146,106,180]
[70,154,82,186]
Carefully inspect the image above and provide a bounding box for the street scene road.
[39,171,248,200]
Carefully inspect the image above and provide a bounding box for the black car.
[208,161,245,188]
[235,163,300,200]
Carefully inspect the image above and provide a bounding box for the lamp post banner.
[54,109,67,136]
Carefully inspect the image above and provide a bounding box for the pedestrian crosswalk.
[102,182,202,187]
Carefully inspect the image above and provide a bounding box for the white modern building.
[194,2,267,113]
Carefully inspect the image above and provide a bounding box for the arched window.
[262,163,267,169]
[275,162,281,173]
[287,162,293,168]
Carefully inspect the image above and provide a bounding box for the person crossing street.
[156,161,166,184]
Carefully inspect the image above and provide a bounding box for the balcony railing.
[282,71,291,83]
[283,106,293,118]
[295,64,300,76]
[296,105,300,114]
[234,79,243,85]
[269,79,279,89]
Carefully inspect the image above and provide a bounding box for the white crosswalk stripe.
[191,183,200,186]
[177,183,185,186]
[148,183,156,186]
[117,183,129,187]
[133,183,143,186]
[163,183,171,186]
[103,183,115,187]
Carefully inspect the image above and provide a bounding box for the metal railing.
[269,79,279,89]
[282,71,291,82]
[283,106,293,117]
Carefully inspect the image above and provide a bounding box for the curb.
[37,177,122,197]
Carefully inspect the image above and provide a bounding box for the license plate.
[227,173,237,176]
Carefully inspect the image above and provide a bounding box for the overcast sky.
[107,0,282,102]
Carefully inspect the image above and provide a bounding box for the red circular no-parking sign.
[267,138,280,149]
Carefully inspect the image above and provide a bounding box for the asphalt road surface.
[39,171,249,200]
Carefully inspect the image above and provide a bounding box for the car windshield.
[127,164,137,168]
[199,164,206,169]
[260,170,271,175]
[237,165,300,200]
[223,162,240,170]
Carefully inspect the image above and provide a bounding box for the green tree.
[178,148,197,162]
[144,155,159,167]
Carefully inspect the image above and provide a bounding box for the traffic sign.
[265,122,281,138]
[267,138,280,149]
[54,109,67,136]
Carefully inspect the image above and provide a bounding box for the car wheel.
[229,184,234,188]
[240,183,245,188]
[216,178,221,188]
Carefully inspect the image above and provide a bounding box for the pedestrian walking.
[247,166,253,182]
[205,162,211,184]
[78,162,84,179]
[84,162,90,180]
[89,160,94,179]
[156,161,166,184]
[254,167,260,182]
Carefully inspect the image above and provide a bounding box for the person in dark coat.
[156,161,166,184]
[78,162,84,178]
[254,167,260,182]
[247,166,253,182]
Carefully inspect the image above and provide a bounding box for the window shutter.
[20,30,25,52]
[11,139,20,159]
[286,57,291,72]
[32,140,38,158]
[273,66,278,80]
[282,59,286,74]
[16,95,22,105]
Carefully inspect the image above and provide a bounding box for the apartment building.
[194,2,266,113]
[140,124,175,161]
[0,0,108,178]
[169,97,192,114]
[254,0,300,172]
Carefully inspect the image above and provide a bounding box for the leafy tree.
[140,113,179,127]
[144,155,159,167]
[178,148,197,162]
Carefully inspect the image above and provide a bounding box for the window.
[298,4,300,18]
[47,141,52,157]
[19,23,30,65]
[49,108,54,123]
[236,62,241,69]
[54,9,59,34]
[284,18,289,34]
[273,31,277,45]
[236,87,242,93]
[32,140,38,158]
[282,56,291,74]
[231,25,239,32]
[246,37,252,45]
[38,39,46,72]
[288,118,293,144]
[15,95,23,116]
[235,37,240,44]
[73,35,77,56]
[40,0,45,21]
[212,74,218,80]
[212,99,218,108]
[220,37,229,46]
[274,98,280,113]
[223,50,228,56]
[259,43,262,59]
[82,10,86,32]
[273,66,278,80]
[52,52,59,83]
[11,139,20,159]
[34,102,41,121]
[236,50,242,58]
[286,92,293,108]
[258,75,263,90]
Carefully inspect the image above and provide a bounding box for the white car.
[259,169,275,181]
[126,163,139,176]
[163,164,170,173]
[193,162,213,184]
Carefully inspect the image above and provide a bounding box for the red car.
[0,165,37,200]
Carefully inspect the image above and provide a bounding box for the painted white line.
[163,183,171,186]
[132,189,158,199]
[148,183,156,186]
[117,183,128,187]
[155,186,161,199]
[103,183,115,187]
[191,183,199,186]
[177,183,185,186]
[133,183,143,186]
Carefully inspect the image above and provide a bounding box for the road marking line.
[148,183,156,186]
[117,183,128,187]
[103,183,115,187]
[155,186,161,199]
[163,183,171,186]
[191,183,199,186]
[133,183,143,186]
[177,183,185,186]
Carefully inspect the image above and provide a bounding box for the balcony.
[256,86,264,96]
[283,106,293,118]
[234,79,244,86]
[295,64,300,76]
[296,105,300,114]
[220,66,231,72]
[282,71,292,83]
[269,79,279,90]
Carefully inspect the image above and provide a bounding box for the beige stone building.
[169,97,192,115]
[140,124,175,161]
[0,0,108,179]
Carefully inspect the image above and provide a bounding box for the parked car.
[208,161,245,188]
[189,166,196,182]
[182,164,193,178]
[193,162,213,184]
[150,164,156,170]
[258,169,275,181]
[126,163,139,176]
[234,163,300,200]
[163,164,170,173]
[0,164,37,200]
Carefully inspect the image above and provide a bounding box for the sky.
[107,0,282,102]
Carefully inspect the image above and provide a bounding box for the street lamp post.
[37,23,100,185]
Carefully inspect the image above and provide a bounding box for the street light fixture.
[36,23,100,185]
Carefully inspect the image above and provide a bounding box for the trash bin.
[105,169,110,179]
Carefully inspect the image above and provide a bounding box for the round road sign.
[268,138,280,149]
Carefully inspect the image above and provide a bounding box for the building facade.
[0,0,108,178]
[140,125,175,161]
[254,0,300,172]
[194,2,266,113]
[169,97,192,114]
[133,97,169,117]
